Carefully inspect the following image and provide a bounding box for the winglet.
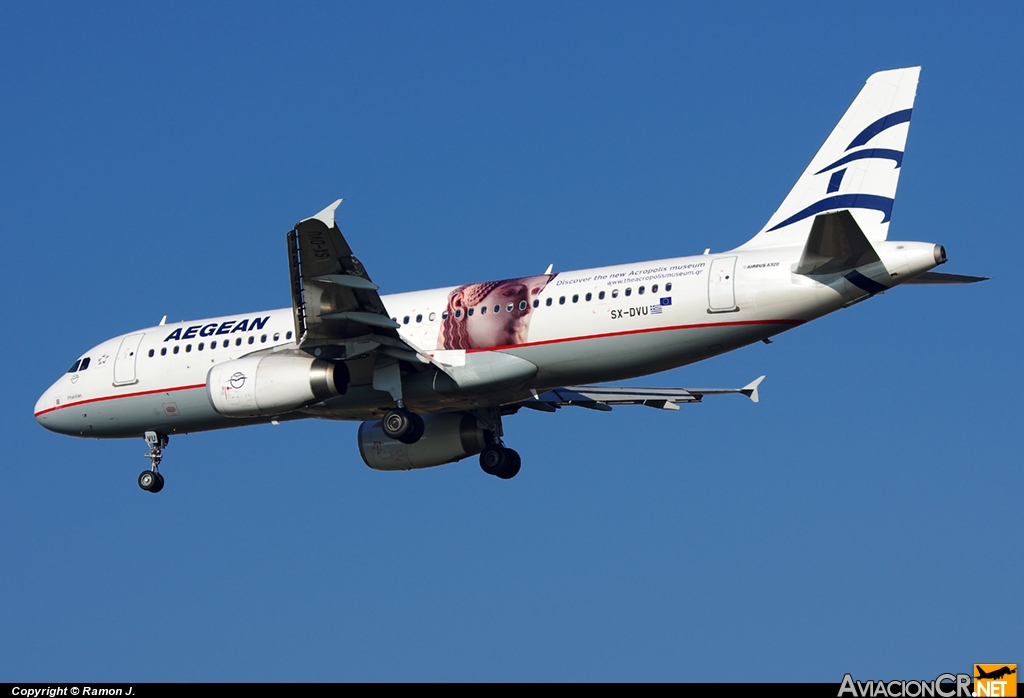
[302,199,343,228]
[741,375,765,403]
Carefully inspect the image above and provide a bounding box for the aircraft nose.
[34,384,63,433]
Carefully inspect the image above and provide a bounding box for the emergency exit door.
[708,257,738,313]
[113,333,145,386]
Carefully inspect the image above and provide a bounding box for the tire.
[495,449,521,480]
[138,470,157,491]
[398,412,425,445]
[479,444,507,476]
[150,472,165,493]
[382,408,413,441]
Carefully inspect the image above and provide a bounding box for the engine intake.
[358,412,490,470]
[207,353,348,417]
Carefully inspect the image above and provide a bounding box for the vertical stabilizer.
[738,67,920,250]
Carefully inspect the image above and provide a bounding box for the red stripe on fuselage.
[462,318,804,353]
[34,383,207,418]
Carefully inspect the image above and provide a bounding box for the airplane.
[976,666,1017,681]
[34,66,985,492]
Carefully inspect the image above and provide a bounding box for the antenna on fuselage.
[544,264,553,274]
[158,315,167,326]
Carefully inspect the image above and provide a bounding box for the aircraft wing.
[287,200,433,365]
[518,376,765,412]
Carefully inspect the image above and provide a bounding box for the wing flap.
[523,376,765,411]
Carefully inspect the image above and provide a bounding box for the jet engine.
[358,411,491,470]
[207,353,348,418]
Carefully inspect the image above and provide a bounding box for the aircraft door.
[708,256,738,313]
[113,333,145,386]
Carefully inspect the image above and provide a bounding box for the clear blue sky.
[1,1,1018,681]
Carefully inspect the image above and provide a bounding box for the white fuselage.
[34,240,940,439]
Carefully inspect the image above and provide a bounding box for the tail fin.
[739,67,921,250]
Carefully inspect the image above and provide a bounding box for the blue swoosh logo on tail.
[846,109,912,150]
[766,194,894,232]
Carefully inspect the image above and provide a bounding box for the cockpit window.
[67,360,81,373]
[79,357,90,371]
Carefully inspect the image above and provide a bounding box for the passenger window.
[173,346,179,354]
[638,286,645,295]
[416,314,422,323]
[403,316,409,325]
[494,304,500,313]
[67,360,81,373]
[455,309,462,318]
[468,308,474,316]
[79,357,91,370]
[235,338,242,346]
[611,289,619,298]
[519,300,527,310]
[599,291,605,300]
[148,349,155,358]
[507,303,514,312]
[572,294,579,303]
[625,288,632,297]
[161,348,167,356]
[210,341,217,349]
[429,312,436,321]
[559,296,565,305]
[546,298,552,306]
[261,334,267,343]
[479,306,486,315]
[652,284,658,293]
[273,333,279,341]
[248,336,255,344]
[665,283,672,292]
[533,299,540,308]
[442,311,449,320]
[198,343,204,351]
[185,344,192,352]
[286,331,293,339]
[585,292,592,301]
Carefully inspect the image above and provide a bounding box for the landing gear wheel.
[479,444,520,478]
[495,449,521,480]
[139,470,159,492]
[382,408,424,444]
[479,444,507,476]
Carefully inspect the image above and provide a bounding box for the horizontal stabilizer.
[903,271,989,284]
[795,211,879,275]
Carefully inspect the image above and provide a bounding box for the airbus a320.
[35,67,984,492]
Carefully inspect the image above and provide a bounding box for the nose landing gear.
[139,431,168,493]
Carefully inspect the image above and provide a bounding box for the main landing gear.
[479,443,521,480]
[382,406,425,444]
[475,408,521,480]
[138,431,167,493]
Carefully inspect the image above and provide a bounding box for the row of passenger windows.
[147,331,292,357]
[392,283,674,324]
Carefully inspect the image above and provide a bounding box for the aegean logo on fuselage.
[163,316,271,342]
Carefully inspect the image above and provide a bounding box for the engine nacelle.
[207,353,347,417]
[358,412,491,471]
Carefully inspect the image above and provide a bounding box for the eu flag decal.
[659,297,672,306]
